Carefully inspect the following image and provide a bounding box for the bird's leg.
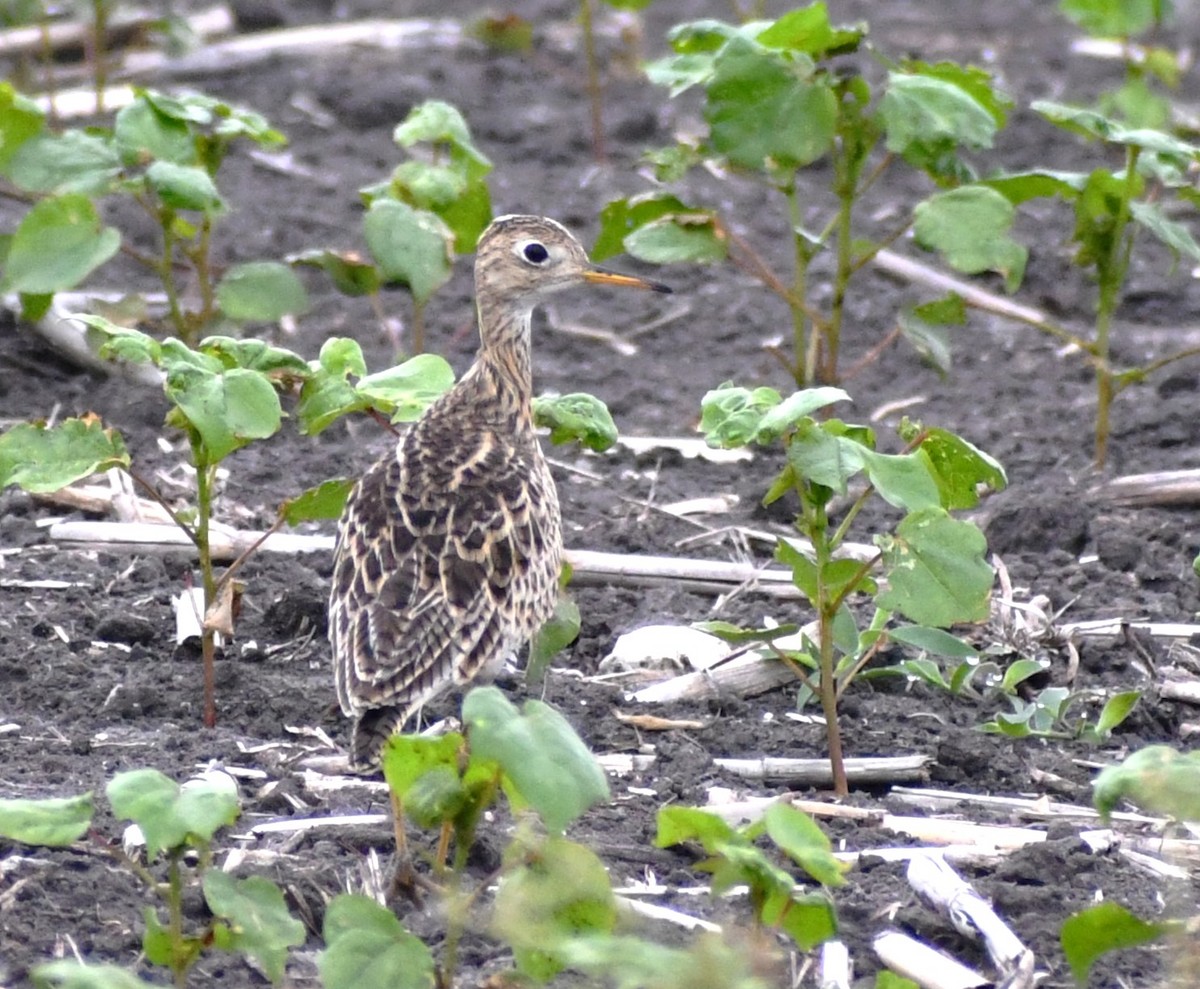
[433,819,453,878]
[388,788,423,906]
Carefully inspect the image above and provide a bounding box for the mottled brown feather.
[329,215,668,770]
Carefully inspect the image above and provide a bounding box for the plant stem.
[1093,146,1140,468]
[89,0,109,115]
[155,204,189,342]
[166,855,188,988]
[823,156,856,383]
[785,182,815,386]
[411,299,426,356]
[578,0,607,161]
[193,447,218,728]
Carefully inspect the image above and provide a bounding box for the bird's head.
[474,214,671,308]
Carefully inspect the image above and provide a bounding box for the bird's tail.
[350,705,412,772]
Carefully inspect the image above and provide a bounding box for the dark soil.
[2,1,1199,987]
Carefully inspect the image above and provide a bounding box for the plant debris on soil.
[1,1,1199,987]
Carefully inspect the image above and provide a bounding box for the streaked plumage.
[329,214,670,769]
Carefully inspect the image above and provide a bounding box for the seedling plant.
[700,383,1005,795]
[596,2,1021,386]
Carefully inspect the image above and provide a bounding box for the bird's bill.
[584,267,673,294]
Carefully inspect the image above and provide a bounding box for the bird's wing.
[329,429,557,717]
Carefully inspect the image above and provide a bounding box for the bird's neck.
[473,297,535,412]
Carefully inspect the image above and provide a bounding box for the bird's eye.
[522,242,550,264]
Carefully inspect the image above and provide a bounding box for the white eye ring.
[518,240,550,265]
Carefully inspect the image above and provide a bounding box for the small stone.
[94,614,158,646]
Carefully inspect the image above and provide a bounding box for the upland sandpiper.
[329,214,670,769]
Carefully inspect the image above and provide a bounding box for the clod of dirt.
[94,614,159,645]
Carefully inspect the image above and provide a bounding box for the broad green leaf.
[694,620,800,645]
[0,792,94,845]
[755,386,850,441]
[203,871,305,983]
[393,100,491,173]
[897,306,954,376]
[655,805,736,851]
[494,837,617,982]
[33,961,159,989]
[381,732,465,804]
[114,96,195,165]
[881,72,999,154]
[404,765,471,828]
[288,248,381,297]
[785,421,864,493]
[145,160,223,212]
[1130,201,1200,262]
[898,60,1011,128]
[593,193,710,262]
[198,336,309,375]
[389,161,492,253]
[1033,100,1200,162]
[141,908,183,968]
[776,538,819,603]
[533,392,617,451]
[356,353,455,423]
[762,888,838,951]
[166,365,283,461]
[1059,0,1161,37]
[0,193,120,293]
[984,169,1089,204]
[1093,745,1200,822]
[7,131,121,195]
[1000,658,1047,692]
[888,625,978,658]
[216,261,310,322]
[83,316,163,365]
[318,894,435,989]
[296,337,369,435]
[914,186,1027,291]
[859,448,941,512]
[755,4,863,56]
[1094,690,1141,736]
[280,477,355,525]
[625,214,727,264]
[363,199,453,303]
[0,82,44,172]
[106,768,239,857]
[527,595,581,682]
[890,657,953,691]
[1061,902,1167,984]
[0,417,129,493]
[908,425,1007,510]
[763,802,845,887]
[705,37,837,171]
[875,508,992,626]
[699,383,782,447]
[557,932,771,989]
[463,688,609,832]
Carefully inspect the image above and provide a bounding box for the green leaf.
[875,973,920,989]
[655,805,736,851]
[763,888,838,951]
[463,687,610,833]
[216,261,310,322]
[33,961,160,989]
[0,82,45,172]
[363,199,453,304]
[533,393,618,451]
[106,768,239,857]
[1000,658,1047,692]
[913,186,1027,291]
[705,37,837,171]
[1033,100,1200,162]
[114,95,195,165]
[381,732,465,804]
[494,837,618,982]
[0,417,130,494]
[593,193,714,262]
[859,448,941,512]
[1059,0,1161,37]
[393,100,491,172]
[763,802,845,887]
[897,303,956,376]
[785,421,865,493]
[83,316,163,365]
[755,4,864,56]
[881,71,999,155]
[202,871,305,983]
[888,625,978,658]
[296,337,369,435]
[288,248,381,297]
[527,595,581,683]
[145,160,223,212]
[7,131,121,195]
[166,365,283,462]
[909,425,1007,510]
[1130,201,1200,262]
[1093,745,1200,822]
[699,383,782,447]
[984,169,1090,204]
[280,478,355,525]
[198,336,309,375]
[875,508,993,626]
[318,894,435,989]
[755,387,851,441]
[0,792,94,845]
[356,353,455,423]
[0,193,120,293]
[557,932,770,989]
[1061,902,1167,984]
[1094,690,1141,736]
[625,214,727,264]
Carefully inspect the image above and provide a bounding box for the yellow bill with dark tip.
[584,266,673,294]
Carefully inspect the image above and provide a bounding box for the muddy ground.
[1,0,1199,986]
